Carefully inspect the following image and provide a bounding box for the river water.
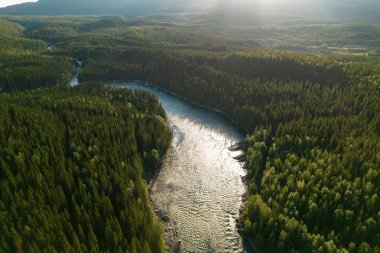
[69,60,82,87]
[116,82,247,253]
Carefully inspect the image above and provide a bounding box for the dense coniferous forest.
[0,14,380,253]
[0,83,171,252]
[0,18,73,92]
[81,49,380,252]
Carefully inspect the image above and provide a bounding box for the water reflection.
[116,82,246,253]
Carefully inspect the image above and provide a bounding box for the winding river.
[115,82,248,253]
[67,57,248,252]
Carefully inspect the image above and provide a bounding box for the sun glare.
[0,0,38,8]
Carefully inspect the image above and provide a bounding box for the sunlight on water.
[116,82,247,253]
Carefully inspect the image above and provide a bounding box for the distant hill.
[0,0,189,16]
[0,0,379,22]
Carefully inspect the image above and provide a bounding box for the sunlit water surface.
[116,82,247,253]
[69,60,82,87]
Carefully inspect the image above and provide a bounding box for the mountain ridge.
[0,0,379,21]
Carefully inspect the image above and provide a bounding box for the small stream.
[116,82,248,253]
[69,60,82,87]
[47,44,81,87]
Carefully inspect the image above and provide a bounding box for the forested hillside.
[1,0,380,22]
[0,0,187,16]
[78,45,380,252]
[1,15,379,253]
[0,18,73,92]
[0,84,171,252]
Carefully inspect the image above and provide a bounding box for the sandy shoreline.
[148,154,182,252]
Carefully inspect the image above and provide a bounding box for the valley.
[0,3,380,252]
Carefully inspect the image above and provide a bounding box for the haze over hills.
[0,0,192,16]
[0,0,380,21]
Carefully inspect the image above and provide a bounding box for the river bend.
[116,82,247,253]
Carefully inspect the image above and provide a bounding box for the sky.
[0,0,37,8]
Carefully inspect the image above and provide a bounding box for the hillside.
[0,0,186,16]
[39,16,379,252]
[0,84,172,252]
[1,0,380,21]
[0,14,379,253]
[0,18,173,253]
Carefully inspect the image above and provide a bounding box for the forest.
[0,83,172,252]
[81,48,380,252]
[0,18,73,92]
[0,15,379,253]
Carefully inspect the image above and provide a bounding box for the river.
[115,82,248,253]
[69,60,82,87]
[49,43,81,87]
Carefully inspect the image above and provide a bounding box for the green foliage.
[0,18,23,37]
[41,16,378,252]
[79,43,380,253]
[0,18,73,92]
[0,83,171,252]
[1,15,380,253]
[0,50,73,92]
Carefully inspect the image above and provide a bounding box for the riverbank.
[147,147,182,252]
[111,80,256,253]
[109,80,249,135]
[74,60,253,252]
[140,80,259,253]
